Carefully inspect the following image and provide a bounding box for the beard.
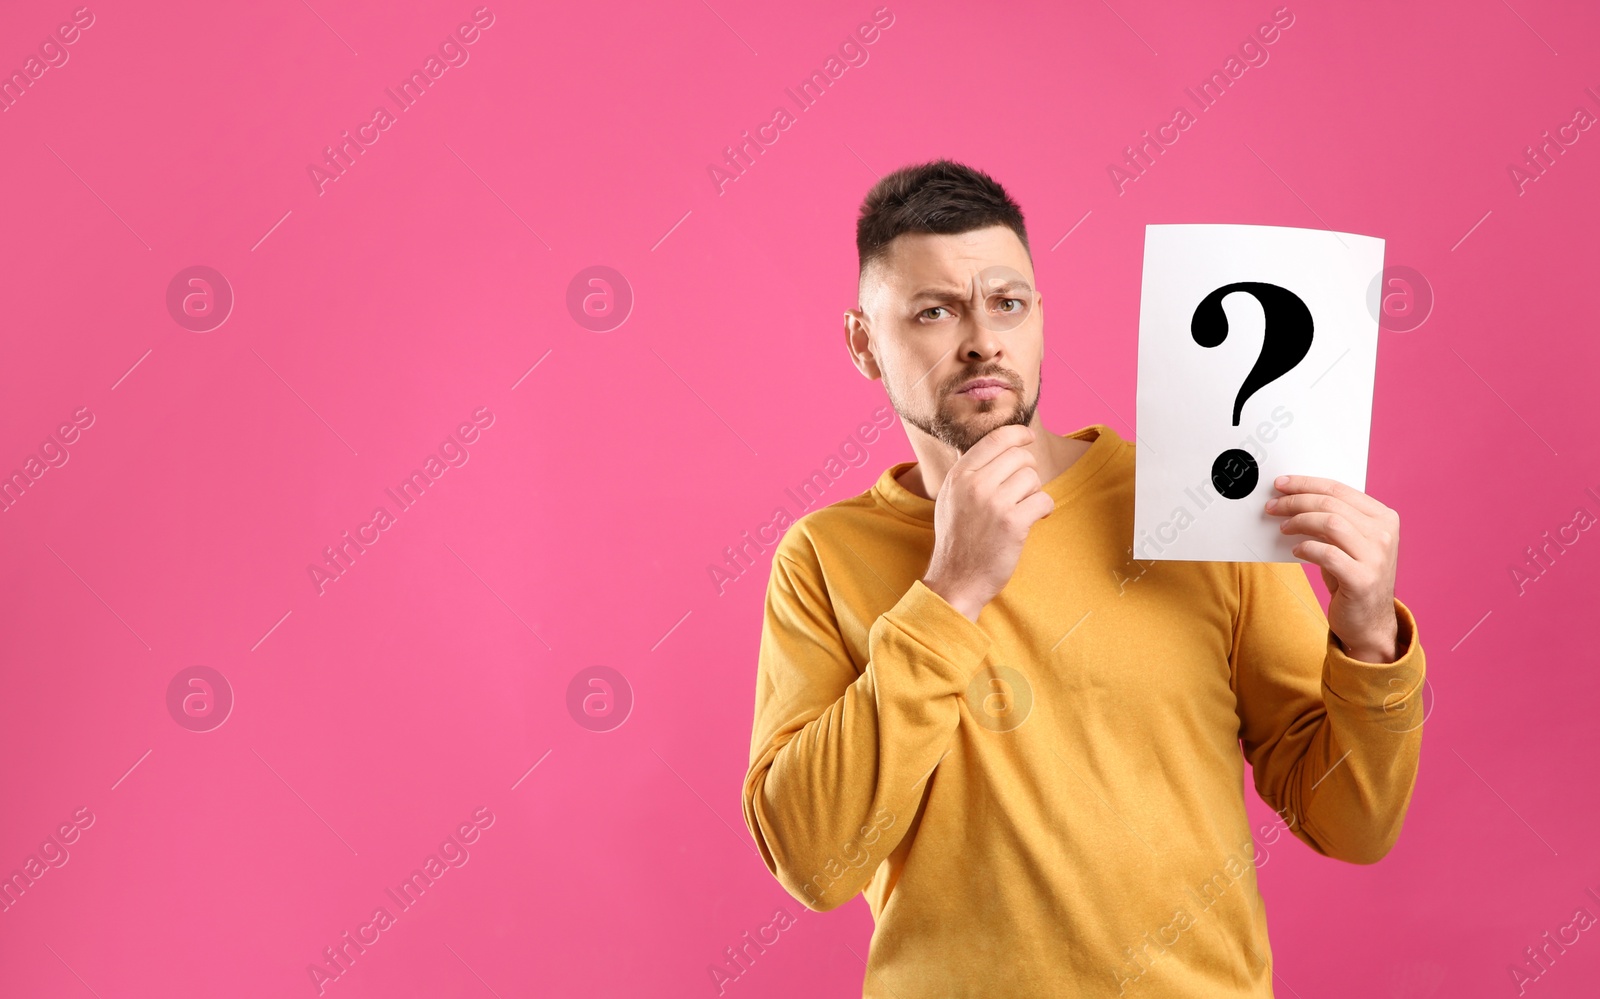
[889,369,1042,455]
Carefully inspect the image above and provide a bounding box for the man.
[740,159,1426,997]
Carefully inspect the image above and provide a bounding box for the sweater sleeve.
[741,537,993,911]
[1231,561,1427,865]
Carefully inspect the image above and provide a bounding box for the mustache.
[948,369,1021,393]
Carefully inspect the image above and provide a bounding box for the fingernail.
[1265,498,1277,511]
[1274,475,1288,487]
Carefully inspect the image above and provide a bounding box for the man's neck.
[895,425,1092,501]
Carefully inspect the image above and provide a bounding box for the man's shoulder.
[772,487,882,566]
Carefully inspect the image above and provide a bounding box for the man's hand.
[1265,474,1401,663]
[922,425,1055,622]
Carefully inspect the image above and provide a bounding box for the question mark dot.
[1210,448,1259,500]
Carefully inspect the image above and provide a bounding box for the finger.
[995,462,1045,508]
[1291,538,1363,586]
[1265,490,1372,531]
[1017,487,1055,522]
[1278,510,1382,565]
[971,452,1037,512]
[1273,474,1389,519]
[968,440,1037,492]
[959,424,1035,473]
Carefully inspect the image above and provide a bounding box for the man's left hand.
[1264,474,1401,664]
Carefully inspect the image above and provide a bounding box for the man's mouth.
[956,378,1012,401]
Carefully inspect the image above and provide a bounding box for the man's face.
[847,225,1043,454]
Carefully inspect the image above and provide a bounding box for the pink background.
[1,0,1596,996]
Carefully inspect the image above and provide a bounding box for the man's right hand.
[921,424,1055,622]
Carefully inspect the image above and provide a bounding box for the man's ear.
[844,309,882,380]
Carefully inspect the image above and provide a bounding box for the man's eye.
[919,306,950,321]
[995,298,1023,313]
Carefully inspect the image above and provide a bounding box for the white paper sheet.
[1132,223,1385,562]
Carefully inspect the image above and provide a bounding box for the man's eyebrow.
[906,285,967,303]
[980,278,1033,294]
[907,279,1033,303]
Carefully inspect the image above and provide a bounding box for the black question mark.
[1190,282,1313,500]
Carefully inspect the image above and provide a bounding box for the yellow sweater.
[742,423,1426,997]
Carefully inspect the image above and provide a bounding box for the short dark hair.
[855,159,1031,285]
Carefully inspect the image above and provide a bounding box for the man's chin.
[947,401,1020,428]
[938,414,1015,452]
